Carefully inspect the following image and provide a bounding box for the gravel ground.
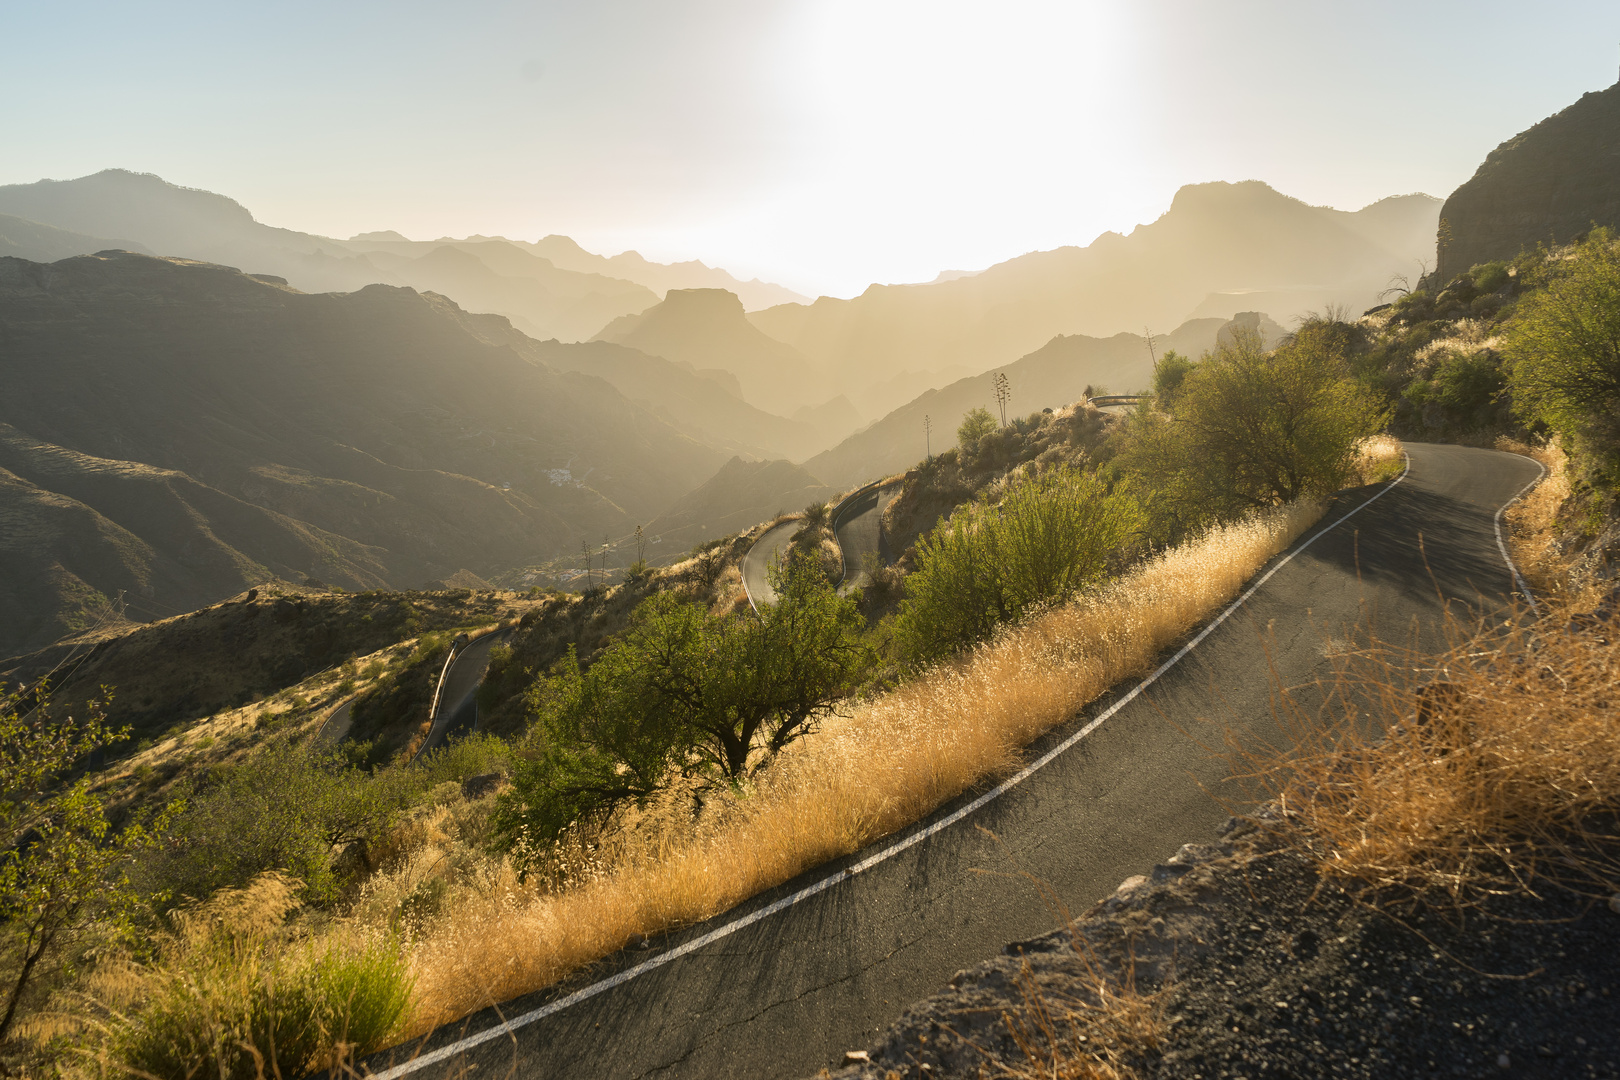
[815,813,1620,1079]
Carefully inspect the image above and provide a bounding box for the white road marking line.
[373,455,1422,1078]
[1491,452,1548,615]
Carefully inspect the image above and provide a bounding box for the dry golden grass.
[1495,437,1607,607]
[388,498,1329,1037]
[1237,611,1620,908]
[992,951,1166,1080]
[1353,434,1405,485]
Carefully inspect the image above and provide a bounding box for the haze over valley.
[0,166,1443,657]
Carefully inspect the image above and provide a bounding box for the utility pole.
[923,414,932,461]
[601,535,610,581]
[581,538,591,587]
[993,372,1010,428]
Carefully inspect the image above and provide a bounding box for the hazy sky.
[4,0,1618,296]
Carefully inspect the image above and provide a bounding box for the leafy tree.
[1151,350,1196,408]
[894,465,1142,664]
[492,552,872,856]
[0,689,171,1049]
[1120,322,1387,537]
[957,407,996,449]
[1506,230,1620,434]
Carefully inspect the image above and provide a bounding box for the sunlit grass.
[388,497,1330,1037]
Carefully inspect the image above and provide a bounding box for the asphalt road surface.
[740,519,803,610]
[369,443,1541,1080]
[833,484,901,595]
[420,629,511,754]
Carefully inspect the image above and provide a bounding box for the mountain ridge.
[748,181,1438,417]
[0,250,737,656]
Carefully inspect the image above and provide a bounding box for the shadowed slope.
[0,251,727,655]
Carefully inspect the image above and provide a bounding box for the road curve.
[420,629,511,755]
[741,519,803,611]
[368,443,1542,1080]
[833,483,901,595]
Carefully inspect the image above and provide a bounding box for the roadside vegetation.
[898,234,1620,1080]
[30,225,1620,1073]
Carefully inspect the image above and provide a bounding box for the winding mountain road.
[832,483,900,595]
[420,629,512,754]
[368,443,1541,1080]
[740,519,803,611]
[743,482,902,609]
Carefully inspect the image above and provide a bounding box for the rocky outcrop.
[1437,81,1620,279]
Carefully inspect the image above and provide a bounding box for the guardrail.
[1088,394,1147,408]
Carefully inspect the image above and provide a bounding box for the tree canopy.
[492,551,873,858]
[1121,322,1386,537]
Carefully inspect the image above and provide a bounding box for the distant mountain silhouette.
[1436,81,1620,279]
[339,237,657,343]
[802,316,1243,491]
[517,234,808,311]
[593,288,840,422]
[0,251,732,657]
[644,458,833,552]
[0,170,804,343]
[749,182,1438,417]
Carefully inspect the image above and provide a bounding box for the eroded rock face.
[1437,81,1620,279]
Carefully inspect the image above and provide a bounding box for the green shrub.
[142,742,415,905]
[894,464,1142,665]
[1472,260,1510,293]
[957,406,996,449]
[108,873,410,1080]
[414,731,513,788]
[1151,350,1196,407]
[1506,229,1620,434]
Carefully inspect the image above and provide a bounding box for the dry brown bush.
[992,955,1165,1080]
[1235,611,1620,910]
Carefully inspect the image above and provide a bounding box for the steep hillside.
[593,287,832,419]
[749,182,1438,416]
[1436,81,1620,279]
[643,457,834,551]
[803,317,1231,490]
[0,212,150,262]
[0,584,533,746]
[528,339,839,461]
[0,251,727,656]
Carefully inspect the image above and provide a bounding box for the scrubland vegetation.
[926,236,1620,1079]
[16,231,1620,1076]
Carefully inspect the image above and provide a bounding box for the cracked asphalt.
[367,443,1541,1080]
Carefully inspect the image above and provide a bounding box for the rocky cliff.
[1437,81,1620,279]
